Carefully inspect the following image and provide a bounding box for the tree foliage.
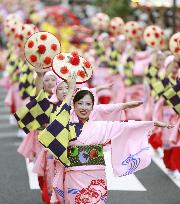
[93,0,133,19]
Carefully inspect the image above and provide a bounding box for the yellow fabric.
[163,81,180,114]
[19,60,36,99]
[38,102,74,166]
[124,61,134,86]
[40,22,57,35]
[14,90,53,133]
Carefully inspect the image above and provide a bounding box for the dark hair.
[73,90,94,106]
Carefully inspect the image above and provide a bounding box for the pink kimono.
[133,50,151,77]
[106,74,125,103]
[92,67,112,104]
[53,120,154,204]
[125,84,145,120]
[34,102,125,202]
[4,82,24,113]
[162,106,180,171]
[149,97,164,149]
[0,75,11,90]
[50,103,127,203]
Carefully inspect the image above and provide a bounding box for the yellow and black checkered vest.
[108,46,120,74]
[93,39,108,67]
[162,77,180,114]
[145,64,159,98]
[19,59,36,99]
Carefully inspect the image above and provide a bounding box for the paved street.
[0,87,180,204]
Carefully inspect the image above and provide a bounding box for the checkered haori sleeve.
[151,77,171,97]
[19,61,36,99]
[145,65,159,98]
[14,90,52,133]
[124,59,134,86]
[6,53,17,76]
[162,79,180,114]
[38,102,75,166]
[108,48,120,74]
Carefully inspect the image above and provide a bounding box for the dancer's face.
[156,54,165,69]
[74,94,93,122]
[43,75,57,94]
[56,82,69,101]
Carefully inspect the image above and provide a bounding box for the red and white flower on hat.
[52,52,93,84]
[24,31,61,69]
[4,14,23,43]
[123,21,143,42]
[109,17,124,36]
[144,25,165,49]
[4,14,22,27]
[91,13,110,32]
[169,32,180,59]
[15,24,38,49]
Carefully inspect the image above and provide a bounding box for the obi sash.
[67,144,105,167]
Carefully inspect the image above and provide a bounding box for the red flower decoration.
[146,33,150,37]
[27,31,31,36]
[19,34,23,40]
[37,44,46,54]
[71,52,79,57]
[11,28,15,32]
[30,55,37,62]
[44,56,51,65]
[51,44,57,51]
[22,26,25,30]
[40,34,47,40]
[111,25,116,30]
[125,29,129,33]
[175,47,179,53]
[60,66,69,74]
[160,40,164,45]
[17,43,21,48]
[70,56,80,66]
[57,54,65,60]
[28,40,34,48]
[151,41,155,46]
[83,60,91,68]
[77,70,85,78]
[132,29,136,35]
[154,32,159,38]
[90,149,97,158]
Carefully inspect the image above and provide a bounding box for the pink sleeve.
[32,148,47,176]
[77,120,154,176]
[152,97,164,121]
[91,104,123,121]
[105,121,154,177]
[51,161,65,203]
[90,88,98,105]
[169,118,180,145]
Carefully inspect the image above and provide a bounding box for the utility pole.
[173,0,176,33]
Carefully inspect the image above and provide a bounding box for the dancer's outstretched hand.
[154,121,174,129]
[67,72,77,91]
[124,101,143,109]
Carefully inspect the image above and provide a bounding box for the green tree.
[94,0,133,19]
